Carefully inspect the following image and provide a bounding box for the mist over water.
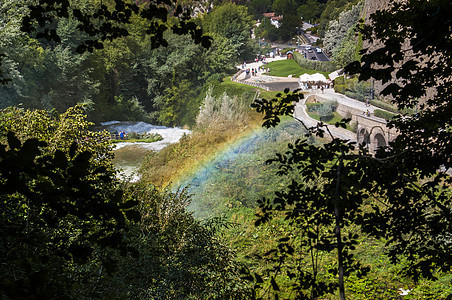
[97,121,190,181]
[97,119,306,219]
[178,119,305,220]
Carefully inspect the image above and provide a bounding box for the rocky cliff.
[363,0,392,17]
[361,0,435,104]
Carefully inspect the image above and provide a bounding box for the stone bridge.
[355,114,398,151]
[303,91,399,151]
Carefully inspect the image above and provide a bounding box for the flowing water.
[97,121,190,181]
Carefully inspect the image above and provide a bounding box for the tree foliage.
[0,0,259,126]
[0,131,140,298]
[317,0,361,37]
[332,24,360,67]
[0,0,220,125]
[297,0,326,24]
[21,0,211,52]
[0,106,251,298]
[323,2,362,55]
[250,0,452,298]
[202,3,253,59]
[344,0,452,280]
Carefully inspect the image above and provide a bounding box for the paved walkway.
[294,91,356,141]
[236,55,287,75]
[306,88,378,114]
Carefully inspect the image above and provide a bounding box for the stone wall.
[312,93,363,122]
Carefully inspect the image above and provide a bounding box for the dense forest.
[0,0,258,126]
[0,0,360,127]
[1,0,451,299]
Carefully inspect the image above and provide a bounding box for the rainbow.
[173,125,266,190]
[173,118,303,220]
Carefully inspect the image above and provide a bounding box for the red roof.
[263,12,276,18]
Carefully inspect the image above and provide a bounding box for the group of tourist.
[244,65,270,77]
[300,82,333,91]
[113,130,127,139]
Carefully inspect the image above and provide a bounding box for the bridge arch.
[357,126,370,146]
[369,126,387,151]
[374,133,386,149]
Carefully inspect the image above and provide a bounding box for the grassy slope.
[140,119,261,187]
[140,81,270,188]
[263,59,330,78]
[139,77,284,188]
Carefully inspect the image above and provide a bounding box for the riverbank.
[97,121,191,181]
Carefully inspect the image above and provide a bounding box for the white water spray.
[99,121,191,181]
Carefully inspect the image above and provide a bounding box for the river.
[98,121,190,181]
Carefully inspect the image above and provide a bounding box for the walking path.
[294,90,356,141]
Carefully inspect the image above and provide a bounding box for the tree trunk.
[335,157,346,300]
[335,204,346,300]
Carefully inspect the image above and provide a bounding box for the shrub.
[334,84,346,94]
[320,114,334,122]
[370,99,399,113]
[373,109,397,120]
[335,75,346,85]
[350,120,358,133]
[308,101,338,124]
[293,52,338,73]
[345,90,358,100]
[196,86,249,129]
[307,103,323,113]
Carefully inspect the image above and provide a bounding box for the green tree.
[255,17,279,42]
[249,0,273,19]
[202,34,240,76]
[332,25,359,67]
[297,0,326,24]
[154,77,197,126]
[0,105,113,163]
[202,3,253,59]
[250,0,452,298]
[0,106,252,298]
[277,14,300,41]
[271,0,296,16]
[344,0,452,281]
[21,0,211,53]
[0,0,213,123]
[317,0,361,37]
[0,131,140,298]
[323,2,362,55]
[132,31,204,125]
[0,1,98,111]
